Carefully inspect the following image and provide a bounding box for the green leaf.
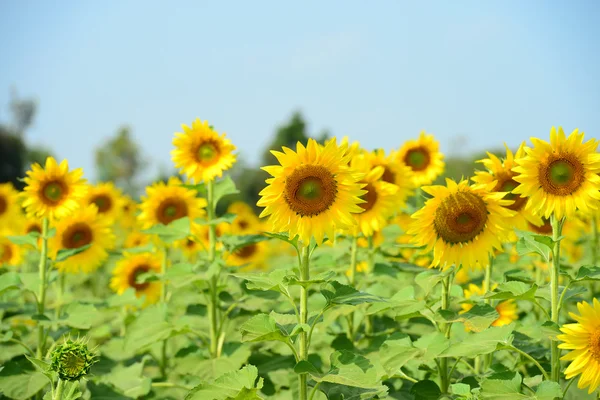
[573,265,600,282]
[55,244,91,262]
[366,286,425,317]
[298,351,381,389]
[0,359,49,399]
[262,232,299,251]
[125,305,174,353]
[185,364,263,400]
[485,282,537,301]
[321,281,384,306]
[194,213,238,226]
[221,234,270,254]
[141,217,191,243]
[441,324,514,358]
[378,333,420,378]
[415,267,454,296]
[0,271,22,295]
[232,269,291,294]
[479,371,528,400]
[7,233,39,248]
[413,332,450,361]
[25,356,51,374]
[438,303,499,332]
[451,383,473,399]
[213,176,240,207]
[316,382,388,400]
[87,382,130,400]
[410,380,442,400]
[101,359,151,398]
[60,302,99,330]
[540,321,561,341]
[515,231,551,263]
[534,381,562,400]
[240,313,288,343]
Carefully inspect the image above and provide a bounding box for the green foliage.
[185,365,264,400]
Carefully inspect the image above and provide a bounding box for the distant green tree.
[95,126,147,197]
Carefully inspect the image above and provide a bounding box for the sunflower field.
[1,120,600,400]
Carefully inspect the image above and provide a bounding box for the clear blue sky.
[1,1,599,181]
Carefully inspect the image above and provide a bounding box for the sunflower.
[398,131,445,186]
[0,183,20,230]
[368,148,414,195]
[84,182,124,222]
[123,231,150,249]
[50,205,115,273]
[512,127,600,220]
[257,138,366,245]
[349,155,399,237]
[138,177,207,229]
[0,235,23,267]
[171,119,236,183]
[119,195,138,229]
[197,222,230,251]
[473,142,542,234]
[345,261,368,278]
[110,252,162,306]
[409,179,515,270]
[226,240,268,271]
[227,201,262,234]
[22,157,87,220]
[558,298,600,394]
[461,284,518,327]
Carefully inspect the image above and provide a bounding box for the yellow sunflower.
[461,284,518,327]
[226,240,268,271]
[512,127,600,220]
[0,183,20,229]
[22,157,87,220]
[171,119,236,183]
[409,179,515,270]
[398,131,445,186]
[350,155,399,237]
[197,221,230,251]
[123,231,150,249]
[138,177,207,229]
[368,148,414,201]
[119,195,138,229]
[257,138,366,245]
[110,252,162,306]
[84,182,124,222]
[558,298,600,394]
[0,235,23,267]
[49,205,115,273]
[473,142,542,234]
[227,201,262,234]
[345,261,368,278]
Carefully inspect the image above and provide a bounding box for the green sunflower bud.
[50,338,96,381]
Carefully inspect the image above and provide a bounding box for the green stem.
[54,273,65,321]
[53,378,64,400]
[347,235,358,341]
[160,247,169,378]
[299,246,310,400]
[36,218,49,360]
[8,338,34,356]
[206,180,220,358]
[364,235,375,336]
[439,274,452,393]
[308,382,322,400]
[550,215,564,383]
[483,256,494,370]
[151,382,194,391]
[505,344,549,380]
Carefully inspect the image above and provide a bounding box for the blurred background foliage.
[0,90,501,211]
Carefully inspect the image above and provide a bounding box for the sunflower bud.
[50,338,96,381]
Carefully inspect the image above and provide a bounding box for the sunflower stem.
[439,273,452,393]
[206,180,221,359]
[36,218,49,360]
[53,378,64,400]
[483,256,494,370]
[298,245,310,400]
[365,235,375,336]
[347,235,358,341]
[550,215,565,382]
[159,246,168,378]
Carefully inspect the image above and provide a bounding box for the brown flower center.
[238,219,249,230]
[404,147,430,171]
[538,153,584,196]
[26,224,41,234]
[128,265,150,291]
[61,223,93,249]
[493,173,527,212]
[235,243,257,259]
[434,191,488,244]
[1,244,13,263]
[41,180,67,204]
[379,166,395,184]
[196,141,219,164]
[156,197,188,225]
[589,329,600,361]
[529,217,552,235]
[90,194,112,213]
[360,182,378,212]
[186,238,196,248]
[284,165,337,217]
[0,195,7,215]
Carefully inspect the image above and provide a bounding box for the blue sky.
[1,1,599,181]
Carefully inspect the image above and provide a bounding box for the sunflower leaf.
[7,233,39,248]
[440,324,514,358]
[141,217,191,243]
[185,364,263,400]
[378,333,420,379]
[221,234,270,254]
[410,380,442,400]
[321,281,385,307]
[295,351,382,389]
[262,232,299,252]
[485,282,537,301]
[572,265,600,282]
[55,244,91,262]
[437,303,499,332]
[0,271,22,295]
[213,176,240,207]
[515,231,551,263]
[239,313,289,343]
